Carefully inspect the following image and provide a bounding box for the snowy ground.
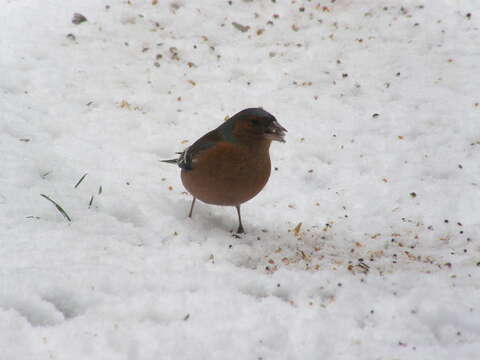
[1,0,480,359]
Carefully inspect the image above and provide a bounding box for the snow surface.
[1,0,480,359]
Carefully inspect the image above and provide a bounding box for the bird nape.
[162,107,287,234]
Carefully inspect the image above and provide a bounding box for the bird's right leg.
[188,197,196,218]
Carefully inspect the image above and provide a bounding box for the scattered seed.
[232,22,250,32]
[293,222,302,236]
[72,13,87,25]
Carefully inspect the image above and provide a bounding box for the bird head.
[231,108,287,144]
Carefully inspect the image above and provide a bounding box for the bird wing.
[174,129,224,170]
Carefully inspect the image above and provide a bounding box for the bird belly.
[180,145,271,206]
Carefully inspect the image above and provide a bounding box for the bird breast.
[181,141,272,206]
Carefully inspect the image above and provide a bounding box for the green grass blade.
[40,194,72,222]
[74,173,88,188]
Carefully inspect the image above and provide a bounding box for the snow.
[1,0,480,358]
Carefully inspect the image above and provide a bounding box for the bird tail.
[160,158,179,164]
[161,150,192,170]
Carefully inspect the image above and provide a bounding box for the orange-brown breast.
[181,141,271,206]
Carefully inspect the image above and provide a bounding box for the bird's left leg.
[235,205,245,234]
[188,197,196,218]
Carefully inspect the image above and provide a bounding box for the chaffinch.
[163,108,287,233]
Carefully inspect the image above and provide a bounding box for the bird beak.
[264,120,287,143]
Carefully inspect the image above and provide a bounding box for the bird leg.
[235,205,245,234]
[188,197,196,218]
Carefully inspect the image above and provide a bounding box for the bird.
[162,107,287,234]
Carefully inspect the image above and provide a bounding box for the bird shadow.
[188,204,237,234]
